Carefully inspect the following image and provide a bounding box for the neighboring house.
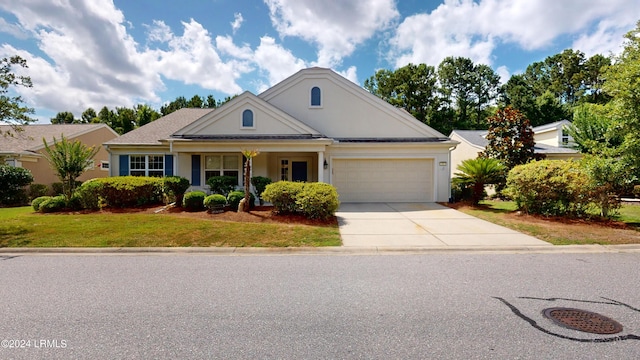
[0,124,119,186]
[449,120,582,176]
[104,67,458,203]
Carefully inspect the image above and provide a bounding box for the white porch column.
[317,151,324,183]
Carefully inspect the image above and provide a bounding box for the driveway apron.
[337,203,549,248]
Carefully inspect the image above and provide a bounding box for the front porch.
[177,151,327,194]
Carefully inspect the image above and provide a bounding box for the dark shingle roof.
[451,129,579,155]
[105,108,214,145]
[450,130,488,147]
[0,124,112,153]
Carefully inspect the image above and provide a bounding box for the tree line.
[50,95,235,135]
[365,50,611,135]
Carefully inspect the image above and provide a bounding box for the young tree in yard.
[453,158,505,205]
[42,135,99,201]
[240,149,259,212]
[0,55,35,136]
[482,107,537,170]
[603,20,640,178]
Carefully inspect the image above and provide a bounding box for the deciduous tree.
[482,107,537,170]
[42,135,99,201]
[0,55,35,136]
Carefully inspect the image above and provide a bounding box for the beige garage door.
[332,159,434,202]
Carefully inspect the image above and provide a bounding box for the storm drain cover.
[543,307,623,334]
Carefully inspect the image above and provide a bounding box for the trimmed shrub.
[73,179,103,210]
[296,182,340,220]
[32,196,51,212]
[67,191,84,211]
[51,181,82,196]
[94,176,163,208]
[0,164,33,206]
[262,181,305,214]
[163,176,191,206]
[503,160,592,216]
[262,181,339,219]
[28,184,49,200]
[251,176,272,204]
[203,194,227,212]
[183,191,206,211]
[207,176,237,196]
[227,191,255,211]
[634,185,640,199]
[39,195,67,213]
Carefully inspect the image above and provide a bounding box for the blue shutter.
[191,155,201,186]
[164,155,174,176]
[119,155,129,176]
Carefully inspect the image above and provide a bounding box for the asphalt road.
[0,253,638,359]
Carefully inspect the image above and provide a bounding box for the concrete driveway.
[337,203,549,248]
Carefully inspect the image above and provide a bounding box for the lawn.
[448,200,640,245]
[0,206,341,248]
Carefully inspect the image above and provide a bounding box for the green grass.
[454,200,640,245]
[0,207,341,248]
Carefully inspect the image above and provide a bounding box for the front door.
[291,161,308,182]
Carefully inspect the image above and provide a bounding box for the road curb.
[1,244,639,255]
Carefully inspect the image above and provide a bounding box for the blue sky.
[0,0,638,123]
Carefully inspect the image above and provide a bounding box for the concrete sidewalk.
[337,203,550,248]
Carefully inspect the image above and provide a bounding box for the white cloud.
[264,0,399,67]
[253,36,307,86]
[495,65,510,84]
[389,0,640,68]
[231,12,244,34]
[147,19,250,94]
[0,0,161,115]
[0,0,254,116]
[0,18,29,39]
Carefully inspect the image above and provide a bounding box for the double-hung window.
[130,155,164,177]
[204,155,240,184]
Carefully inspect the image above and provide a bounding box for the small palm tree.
[240,149,259,212]
[453,157,505,204]
[42,135,99,201]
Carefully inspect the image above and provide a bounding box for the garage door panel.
[333,159,433,203]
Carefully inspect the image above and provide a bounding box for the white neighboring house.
[449,120,582,176]
[104,67,459,203]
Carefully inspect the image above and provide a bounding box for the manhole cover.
[543,307,623,334]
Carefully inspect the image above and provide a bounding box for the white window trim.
[129,155,164,177]
[309,86,322,108]
[100,160,110,171]
[204,154,241,186]
[241,108,256,129]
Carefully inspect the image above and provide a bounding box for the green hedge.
[227,191,255,211]
[28,184,49,200]
[72,176,163,208]
[31,196,51,212]
[163,176,191,206]
[503,160,591,216]
[207,176,237,196]
[296,183,340,220]
[39,195,67,213]
[0,164,33,206]
[262,181,340,220]
[203,194,227,211]
[183,191,206,211]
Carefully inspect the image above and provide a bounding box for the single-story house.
[449,120,582,176]
[0,123,119,186]
[104,67,458,202]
